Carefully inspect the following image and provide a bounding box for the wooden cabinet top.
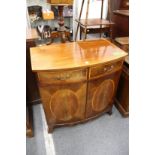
[30,39,127,71]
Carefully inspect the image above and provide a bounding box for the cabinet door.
[86,63,122,118]
[38,69,87,125]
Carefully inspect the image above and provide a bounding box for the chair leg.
[80,27,82,40]
[100,27,102,38]
[100,0,104,38]
[84,27,87,40]
[75,0,85,41]
[109,25,113,41]
[75,23,80,41]
[84,0,90,40]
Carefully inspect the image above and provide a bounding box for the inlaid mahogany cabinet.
[30,39,127,132]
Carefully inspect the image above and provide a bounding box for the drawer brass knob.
[55,74,71,80]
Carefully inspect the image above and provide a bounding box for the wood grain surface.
[30,39,127,71]
[30,39,127,132]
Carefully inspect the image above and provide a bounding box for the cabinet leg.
[107,108,113,115]
[48,125,54,133]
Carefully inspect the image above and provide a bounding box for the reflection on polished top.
[30,39,127,71]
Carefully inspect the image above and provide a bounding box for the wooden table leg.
[100,0,104,38]
[26,106,34,137]
[75,0,85,41]
[109,25,113,42]
[80,27,82,40]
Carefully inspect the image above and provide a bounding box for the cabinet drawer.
[37,69,87,84]
[90,61,123,78]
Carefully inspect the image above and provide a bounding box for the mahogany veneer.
[113,9,129,38]
[30,39,127,132]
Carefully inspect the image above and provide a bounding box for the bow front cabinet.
[30,39,127,132]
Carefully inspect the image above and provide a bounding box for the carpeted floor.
[26,104,129,155]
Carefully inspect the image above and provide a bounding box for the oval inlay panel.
[50,89,78,121]
[92,79,115,112]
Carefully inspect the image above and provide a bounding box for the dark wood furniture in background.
[112,9,129,38]
[51,29,71,43]
[120,0,129,9]
[112,0,129,117]
[26,28,41,137]
[115,57,129,117]
[30,39,127,132]
[47,1,73,42]
[114,35,129,117]
[75,0,114,41]
[51,4,71,43]
[26,28,40,105]
[115,37,129,52]
[78,19,114,40]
